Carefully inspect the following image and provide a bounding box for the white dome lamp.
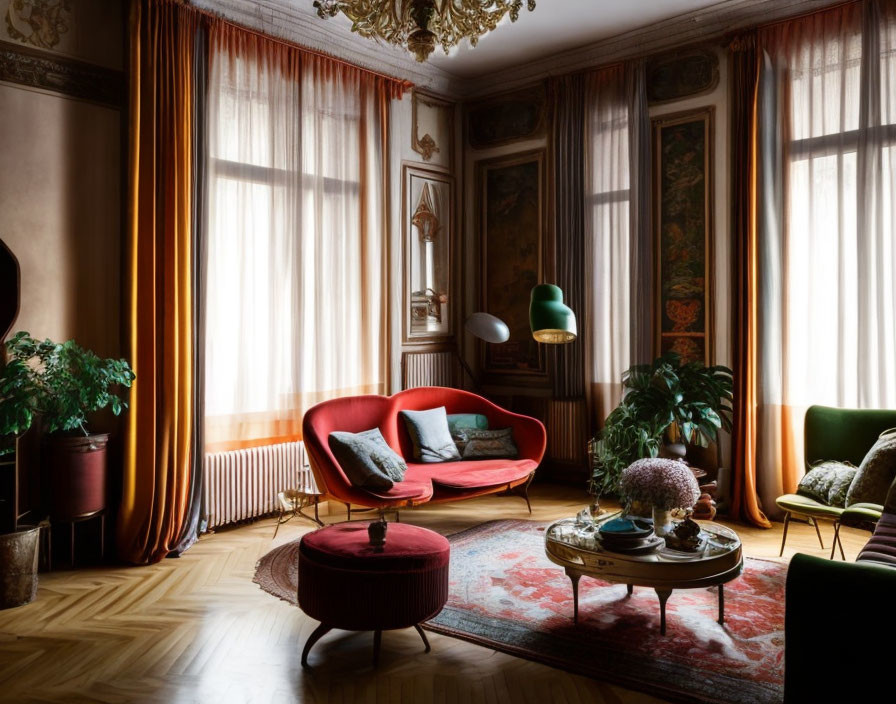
[456,312,509,388]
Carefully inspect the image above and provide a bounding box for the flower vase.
[652,507,675,537]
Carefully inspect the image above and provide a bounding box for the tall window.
[204,28,390,451]
[585,65,632,421]
[755,0,896,503]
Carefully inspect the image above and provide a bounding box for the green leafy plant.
[0,353,41,454]
[0,332,135,447]
[589,352,734,497]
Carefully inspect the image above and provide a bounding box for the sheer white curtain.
[756,0,896,509]
[204,27,390,451]
[585,65,633,424]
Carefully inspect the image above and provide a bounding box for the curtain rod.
[176,0,413,91]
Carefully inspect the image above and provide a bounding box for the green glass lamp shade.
[529,284,577,344]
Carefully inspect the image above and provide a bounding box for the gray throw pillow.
[447,413,489,454]
[797,461,857,507]
[400,407,461,463]
[461,427,518,460]
[328,428,407,489]
[846,429,896,507]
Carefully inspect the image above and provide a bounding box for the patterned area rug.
[254,520,786,704]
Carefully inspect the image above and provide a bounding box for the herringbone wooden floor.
[0,484,868,704]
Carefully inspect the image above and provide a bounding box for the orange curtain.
[729,32,772,529]
[117,0,197,564]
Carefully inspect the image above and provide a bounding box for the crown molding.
[189,0,462,95]
[460,0,846,97]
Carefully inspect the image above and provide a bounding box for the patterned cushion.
[797,461,857,507]
[400,407,462,463]
[846,429,896,507]
[328,428,407,489]
[447,413,489,453]
[460,427,518,460]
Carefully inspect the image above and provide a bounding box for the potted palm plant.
[4,332,135,521]
[589,352,733,506]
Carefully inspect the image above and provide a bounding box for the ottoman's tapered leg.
[301,623,332,668]
[373,629,382,667]
[414,624,431,653]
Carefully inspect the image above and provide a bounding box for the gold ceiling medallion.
[313,0,536,62]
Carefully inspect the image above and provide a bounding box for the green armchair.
[785,480,896,701]
[775,405,896,559]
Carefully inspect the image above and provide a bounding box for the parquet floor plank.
[0,484,869,703]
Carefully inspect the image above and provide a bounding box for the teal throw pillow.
[400,407,461,463]
[846,428,896,507]
[797,461,857,507]
[460,427,518,460]
[447,413,489,453]
[328,428,407,489]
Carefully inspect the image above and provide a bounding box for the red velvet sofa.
[302,387,546,515]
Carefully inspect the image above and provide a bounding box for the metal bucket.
[0,525,39,609]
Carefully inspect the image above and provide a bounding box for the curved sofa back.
[302,386,547,501]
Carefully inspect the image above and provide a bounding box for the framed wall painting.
[652,107,714,364]
[403,164,455,343]
[467,86,546,150]
[477,150,546,376]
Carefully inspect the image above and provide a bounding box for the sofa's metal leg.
[779,512,791,557]
[414,624,431,653]
[301,622,332,668]
[811,517,825,549]
[510,473,535,513]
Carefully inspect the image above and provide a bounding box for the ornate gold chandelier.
[312,0,536,62]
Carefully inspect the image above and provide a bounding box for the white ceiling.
[286,0,728,78]
[425,0,727,78]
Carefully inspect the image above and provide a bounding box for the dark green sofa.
[785,479,896,701]
[775,405,896,558]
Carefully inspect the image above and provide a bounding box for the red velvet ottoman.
[298,521,450,666]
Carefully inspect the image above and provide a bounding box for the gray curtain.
[625,60,653,366]
[172,25,208,555]
[549,73,586,398]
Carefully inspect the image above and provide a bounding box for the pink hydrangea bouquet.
[619,458,700,510]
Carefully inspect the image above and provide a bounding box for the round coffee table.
[544,516,743,635]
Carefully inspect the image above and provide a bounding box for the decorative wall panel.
[652,107,714,363]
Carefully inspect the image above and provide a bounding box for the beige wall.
[0,0,123,360]
[0,88,121,358]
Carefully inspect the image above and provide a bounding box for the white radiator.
[202,440,316,531]
[403,350,457,388]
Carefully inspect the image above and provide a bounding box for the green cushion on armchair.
[840,502,885,530]
[775,493,845,519]
[777,405,896,528]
